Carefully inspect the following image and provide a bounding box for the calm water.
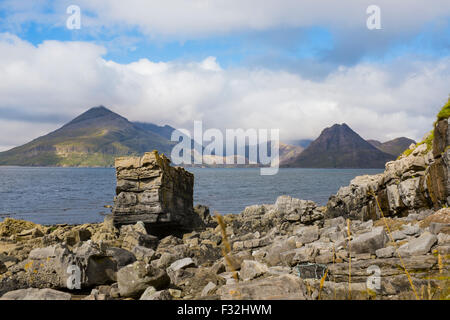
[0,167,383,225]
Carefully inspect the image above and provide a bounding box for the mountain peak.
[63,106,125,128]
[282,123,395,168]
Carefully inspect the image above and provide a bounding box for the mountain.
[133,122,176,140]
[285,139,313,148]
[278,142,304,164]
[0,106,175,167]
[368,137,416,157]
[282,123,395,168]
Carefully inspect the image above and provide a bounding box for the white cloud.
[0,33,449,152]
[70,0,450,38]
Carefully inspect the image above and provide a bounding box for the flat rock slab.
[217,274,307,300]
[0,288,71,300]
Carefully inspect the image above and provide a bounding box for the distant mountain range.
[367,137,416,157]
[0,106,414,168]
[281,123,397,168]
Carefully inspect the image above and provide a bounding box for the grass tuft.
[437,97,450,121]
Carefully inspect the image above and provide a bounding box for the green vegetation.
[400,130,434,158]
[437,97,450,121]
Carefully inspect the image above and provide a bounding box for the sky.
[0,0,450,151]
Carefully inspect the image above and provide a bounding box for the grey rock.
[117,261,169,298]
[400,232,437,256]
[375,246,394,258]
[240,260,269,281]
[0,288,71,300]
[201,282,217,297]
[391,230,407,241]
[437,233,450,245]
[132,246,156,263]
[294,226,319,244]
[106,247,136,268]
[350,226,388,254]
[168,258,196,272]
[402,224,420,236]
[430,223,450,235]
[217,274,307,300]
[140,289,172,300]
[139,286,157,300]
[21,242,117,289]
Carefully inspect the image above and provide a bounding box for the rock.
[121,231,158,251]
[402,224,420,236]
[240,260,269,281]
[139,286,157,300]
[217,274,307,300]
[106,247,136,268]
[0,288,71,300]
[117,261,170,298]
[400,232,437,256]
[437,233,450,245]
[21,242,117,289]
[132,246,156,264]
[0,261,7,274]
[391,230,407,241]
[112,151,205,234]
[264,237,297,266]
[294,226,319,244]
[350,227,388,254]
[168,258,196,272]
[83,289,108,300]
[0,218,43,237]
[375,246,394,258]
[429,222,450,235]
[315,252,334,264]
[292,247,317,265]
[140,289,172,300]
[274,196,324,225]
[201,282,217,297]
[169,288,182,298]
[194,205,217,228]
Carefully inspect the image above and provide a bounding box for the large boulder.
[117,261,170,298]
[112,151,205,235]
[18,241,117,290]
[399,232,437,256]
[350,227,388,254]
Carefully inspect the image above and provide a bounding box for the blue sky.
[0,0,449,151]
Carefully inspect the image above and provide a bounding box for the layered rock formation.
[112,151,204,235]
[327,116,450,221]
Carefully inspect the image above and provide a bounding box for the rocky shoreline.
[0,115,449,300]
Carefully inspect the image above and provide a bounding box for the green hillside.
[0,106,175,167]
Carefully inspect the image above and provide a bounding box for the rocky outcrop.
[327,116,450,221]
[112,151,204,235]
[1,203,449,300]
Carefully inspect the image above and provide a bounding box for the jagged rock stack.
[112,151,204,235]
[327,116,450,221]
